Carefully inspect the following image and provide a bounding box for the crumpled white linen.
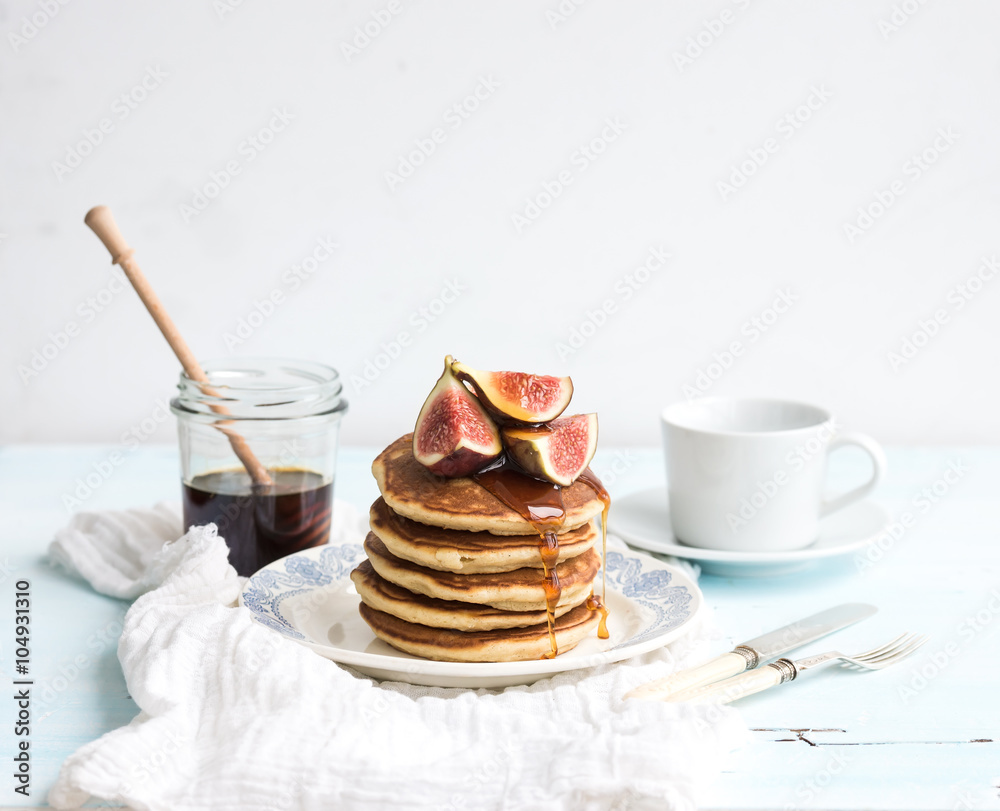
[47,502,747,811]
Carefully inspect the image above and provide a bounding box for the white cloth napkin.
[47,502,748,811]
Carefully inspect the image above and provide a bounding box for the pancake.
[350,560,581,631]
[364,534,600,612]
[358,601,601,663]
[369,497,597,574]
[372,434,604,535]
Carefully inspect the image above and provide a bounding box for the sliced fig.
[501,413,598,486]
[413,356,502,477]
[450,360,573,424]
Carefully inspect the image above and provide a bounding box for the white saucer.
[608,488,889,577]
[240,543,703,689]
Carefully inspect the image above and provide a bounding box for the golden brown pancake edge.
[350,560,583,631]
[363,533,600,612]
[368,497,597,573]
[372,434,604,535]
[358,601,601,663]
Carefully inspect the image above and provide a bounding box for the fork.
[667,633,928,705]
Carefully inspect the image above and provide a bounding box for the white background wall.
[2,0,998,449]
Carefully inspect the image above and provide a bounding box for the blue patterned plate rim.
[239,542,703,677]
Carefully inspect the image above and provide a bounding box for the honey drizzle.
[586,593,610,639]
[539,532,561,659]
[577,468,610,639]
[472,459,613,656]
[473,459,566,658]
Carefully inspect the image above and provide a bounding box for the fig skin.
[424,446,498,478]
[501,414,599,486]
[413,356,502,477]
[450,360,573,424]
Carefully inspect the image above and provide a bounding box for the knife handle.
[625,651,749,700]
[670,663,788,705]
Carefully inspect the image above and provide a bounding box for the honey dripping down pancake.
[362,534,600,611]
[350,560,586,631]
[368,497,598,574]
[472,457,610,658]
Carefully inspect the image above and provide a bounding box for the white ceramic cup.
[661,397,887,552]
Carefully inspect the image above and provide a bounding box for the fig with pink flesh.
[501,413,598,486]
[449,360,573,424]
[413,356,503,477]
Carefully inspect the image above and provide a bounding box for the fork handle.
[624,652,749,701]
[670,662,790,704]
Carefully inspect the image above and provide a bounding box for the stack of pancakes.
[350,435,607,662]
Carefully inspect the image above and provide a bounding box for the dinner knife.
[625,602,877,701]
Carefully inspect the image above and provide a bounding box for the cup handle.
[820,433,887,517]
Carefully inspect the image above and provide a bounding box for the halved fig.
[501,414,598,486]
[450,360,573,424]
[413,356,502,477]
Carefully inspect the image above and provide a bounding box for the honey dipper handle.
[85,206,207,382]
[84,205,273,488]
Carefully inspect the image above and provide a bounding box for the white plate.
[240,543,703,689]
[609,488,889,577]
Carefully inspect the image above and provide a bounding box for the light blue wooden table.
[1,445,997,809]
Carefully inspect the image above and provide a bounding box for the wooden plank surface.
[0,445,997,809]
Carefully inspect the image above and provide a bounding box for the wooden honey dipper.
[84,205,273,488]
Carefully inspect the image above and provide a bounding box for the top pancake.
[372,434,605,535]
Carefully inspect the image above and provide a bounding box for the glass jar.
[170,358,348,576]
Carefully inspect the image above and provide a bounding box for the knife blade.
[625,602,877,701]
